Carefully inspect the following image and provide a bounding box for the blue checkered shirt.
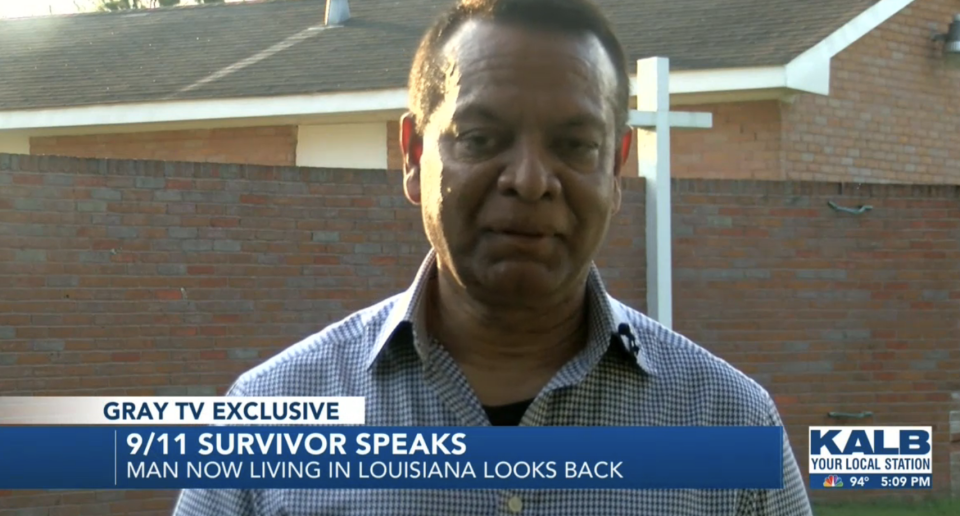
[173,250,812,516]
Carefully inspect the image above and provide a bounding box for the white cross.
[628,57,713,329]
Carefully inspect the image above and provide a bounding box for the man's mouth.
[498,228,550,238]
[487,223,560,238]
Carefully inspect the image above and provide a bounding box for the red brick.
[171,327,198,337]
[12,174,44,185]
[155,290,182,300]
[30,126,297,167]
[211,217,240,227]
[240,194,269,204]
[166,179,194,190]
[110,352,141,362]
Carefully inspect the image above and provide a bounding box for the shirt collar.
[365,249,656,375]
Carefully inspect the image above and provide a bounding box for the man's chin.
[474,261,563,302]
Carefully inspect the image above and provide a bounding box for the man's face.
[402,20,629,306]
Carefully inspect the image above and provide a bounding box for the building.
[0,0,958,182]
[1,0,959,510]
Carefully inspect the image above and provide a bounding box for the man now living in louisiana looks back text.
[173,0,813,514]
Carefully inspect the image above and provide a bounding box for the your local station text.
[810,457,932,472]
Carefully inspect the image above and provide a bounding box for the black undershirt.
[483,399,534,426]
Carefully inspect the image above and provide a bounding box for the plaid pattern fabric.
[173,250,812,516]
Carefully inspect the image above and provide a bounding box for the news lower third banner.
[0,426,785,490]
[0,397,788,490]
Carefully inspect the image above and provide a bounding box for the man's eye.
[556,138,599,155]
[456,132,499,154]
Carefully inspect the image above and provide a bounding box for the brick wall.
[622,100,786,180]
[782,0,960,184]
[672,180,960,499]
[30,126,298,167]
[0,153,958,513]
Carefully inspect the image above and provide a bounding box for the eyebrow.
[451,104,505,125]
[452,105,606,132]
[558,113,606,132]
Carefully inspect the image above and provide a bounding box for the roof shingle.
[0,0,878,111]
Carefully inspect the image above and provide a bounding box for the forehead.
[437,20,619,119]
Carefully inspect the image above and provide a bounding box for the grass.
[813,498,960,515]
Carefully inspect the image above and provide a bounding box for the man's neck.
[424,268,590,405]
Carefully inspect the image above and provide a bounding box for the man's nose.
[496,140,560,202]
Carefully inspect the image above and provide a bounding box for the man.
[174,0,812,514]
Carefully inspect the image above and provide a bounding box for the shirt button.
[507,495,523,513]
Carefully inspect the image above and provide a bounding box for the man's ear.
[611,127,632,214]
[615,127,633,176]
[399,112,423,205]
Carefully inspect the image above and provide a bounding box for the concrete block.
[168,227,198,239]
[213,240,241,252]
[32,339,65,352]
[90,188,123,201]
[77,200,107,212]
[135,177,165,189]
[312,231,340,242]
[15,250,46,262]
[227,348,260,360]
[182,240,213,252]
[46,276,79,288]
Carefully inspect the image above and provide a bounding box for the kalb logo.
[810,427,931,456]
[808,426,933,476]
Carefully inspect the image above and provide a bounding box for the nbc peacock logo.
[823,475,844,488]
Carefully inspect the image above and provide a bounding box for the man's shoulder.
[610,297,775,424]
[229,294,401,396]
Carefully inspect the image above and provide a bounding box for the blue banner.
[0,426,784,490]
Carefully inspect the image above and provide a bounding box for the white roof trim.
[784,0,915,95]
[636,66,790,95]
[0,89,409,131]
[0,0,914,131]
